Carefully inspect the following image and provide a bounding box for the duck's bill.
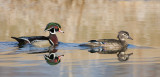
[58,55,64,61]
[58,28,64,33]
[128,36,133,40]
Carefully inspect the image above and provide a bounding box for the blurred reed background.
[0,0,160,47]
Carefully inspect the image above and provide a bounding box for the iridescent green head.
[45,22,64,34]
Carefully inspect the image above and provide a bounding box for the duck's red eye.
[54,26,58,29]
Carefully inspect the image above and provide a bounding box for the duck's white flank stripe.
[20,38,31,44]
[49,39,54,45]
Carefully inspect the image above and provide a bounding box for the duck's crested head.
[45,22,64,34]
[45,22,61,30]
[117,31,133,41]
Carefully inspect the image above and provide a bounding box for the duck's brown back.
[83,39,128,50]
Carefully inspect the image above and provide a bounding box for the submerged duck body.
[11,22,64,47]
[80,31,133,50]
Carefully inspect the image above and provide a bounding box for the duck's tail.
[11,37,22,43]
[11,37,29,46]
[11,37,18,40]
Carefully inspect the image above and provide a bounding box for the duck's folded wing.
[28,36,49,43]
[97,39,117,42]
[11,36,49,44]
[79,40,102,47]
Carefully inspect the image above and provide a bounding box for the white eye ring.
[123,33,127,36]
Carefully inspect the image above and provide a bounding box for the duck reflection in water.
[117,51,133,62]
[44,52,64,65]
[44,46,64,65]
[28,45,64,65]
[88,46,133,62]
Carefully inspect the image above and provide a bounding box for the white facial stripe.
[48,27,54,30]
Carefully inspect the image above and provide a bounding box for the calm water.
[0,0,160,77]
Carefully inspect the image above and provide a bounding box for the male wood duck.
[80,31,133,50]
[11,22,64,47]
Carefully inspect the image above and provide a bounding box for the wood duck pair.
[80,31,133,49]
[11,22,64,47]
[12,22,133,49]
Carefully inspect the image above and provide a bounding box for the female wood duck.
[80,31,133,50]
[11,22,64,47]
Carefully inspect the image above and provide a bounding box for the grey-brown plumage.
[80,31,133,50]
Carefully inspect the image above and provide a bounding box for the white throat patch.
[50,29,56,34]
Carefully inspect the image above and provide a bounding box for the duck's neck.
[49,34,58,46]
[118,38,128,47]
